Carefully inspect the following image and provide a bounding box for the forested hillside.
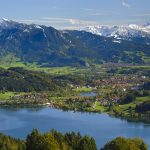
[0,19,150,66]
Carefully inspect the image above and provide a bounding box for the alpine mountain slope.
[0,18,150,66]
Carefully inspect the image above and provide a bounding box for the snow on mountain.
[0,18,11,28]
[0,18,47,36]
[1,18,9,22]
[0,18,23,29]
[0,18,150,41]
[143,22,150,27]
[81,23,150,40]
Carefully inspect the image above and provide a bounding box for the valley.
[0,63,149,123]
[0,18,150,149]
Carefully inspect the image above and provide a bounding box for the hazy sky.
[0,0,150,28]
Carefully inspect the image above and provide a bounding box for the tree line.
[0,129,148,150]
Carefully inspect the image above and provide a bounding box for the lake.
[0,107,150,149]
[80,92,97,97]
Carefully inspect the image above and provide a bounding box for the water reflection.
[0,107,149,149]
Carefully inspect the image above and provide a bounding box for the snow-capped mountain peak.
[0,18,27,30]
[128,24,140,30]
[143,22,150,27]
[1,18,9,21]
[81,23,150,40]
[0,18,15,29]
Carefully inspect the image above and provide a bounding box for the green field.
[112,96,150,116]
[0,60,90,76]
[0,92,28,101]
[74,87,93,93]
[0,92,15,100]
[94,101,109,112]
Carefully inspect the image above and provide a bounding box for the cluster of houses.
[70,74,149,108]
[95,75,149,90]
[12,92,49,104]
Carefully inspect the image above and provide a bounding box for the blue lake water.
[80,92,97,97]
[0,107,149,149]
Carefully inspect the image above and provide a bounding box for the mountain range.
[82,23,150,41]
[0,18,150,66]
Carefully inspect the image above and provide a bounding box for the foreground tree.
[0,133,25,150]
[101,137,148,150]
[0,130,148,150]
[78,136,97,150]
[26,129,65,150]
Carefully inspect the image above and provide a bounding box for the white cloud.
[69,19,78,25]
[42,17,99,26]
[15,17,101,29]
[122,0,131,9]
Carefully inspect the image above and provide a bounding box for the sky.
[0,0,150,29]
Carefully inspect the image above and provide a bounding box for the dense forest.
[0,130,148,150]
[0,66,91,93]
[0,67,72,93]
[136,101,150,113]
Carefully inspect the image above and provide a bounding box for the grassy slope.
[0,60,89,76]
[112,96,150,116]
[0,92,27,101]
[0,92,15,100]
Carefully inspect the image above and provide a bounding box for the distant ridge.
[81,22,150,41]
